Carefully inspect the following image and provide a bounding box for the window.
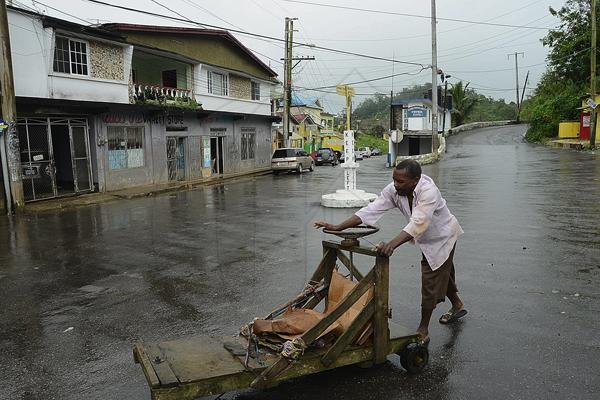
[162,69,177,88]
[207,71,228,96]
[53,36,88,75]
[241,127,256,160]
[107,126,144,170]
[251,81,260,100]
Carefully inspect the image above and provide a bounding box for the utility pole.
[0,0,23,213]
[508,52,524,123]
[282,17,290,148]
[430,0,438,152]
[281,17,313,149]
[518,70,530,117]
[591,0,597,147]
[389,90,394,131]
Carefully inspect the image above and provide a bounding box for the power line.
[293,0,551,42]
[280,0,552,30]
[301,68,426,90]
[446,46,592,74]
[82,0,426,67]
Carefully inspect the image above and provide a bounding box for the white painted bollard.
[321,130,377,208]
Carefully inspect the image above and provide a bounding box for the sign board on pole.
[587,98,598,110]
[390,130,404,143]
[335,85,355,97]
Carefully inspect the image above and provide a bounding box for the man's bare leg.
[417,307,434,340]
[447,291,464,312]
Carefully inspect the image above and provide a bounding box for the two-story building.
[319,112,342,151]
[290,93,324,152]
[5,6,278,203]
[388,94,452,164]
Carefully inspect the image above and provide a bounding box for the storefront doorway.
[17,117,93,201]
[210,136,224,175]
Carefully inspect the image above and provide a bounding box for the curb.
[21,168,274,214]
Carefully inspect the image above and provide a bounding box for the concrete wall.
[446,120,513,136]
[8,9,132,104]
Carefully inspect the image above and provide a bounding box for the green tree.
[544,0,591,84]
[450,81,477,126]
[522,0,591,142]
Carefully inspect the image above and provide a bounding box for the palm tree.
[450,81,477,127]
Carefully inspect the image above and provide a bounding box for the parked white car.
[357,147,372,158]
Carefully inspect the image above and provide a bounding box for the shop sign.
[101,113,184,125]
[582,114,591,128]
[407,106,427,118]
[209,127,226,136]
[22,165,41,179]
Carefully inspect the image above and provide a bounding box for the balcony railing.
[131,83,191,100]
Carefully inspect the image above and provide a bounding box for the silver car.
[271,148,314,174]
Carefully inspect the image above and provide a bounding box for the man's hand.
[375,230,413,257]
[375,241,396,257]
[313,221,340,231]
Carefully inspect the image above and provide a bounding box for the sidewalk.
[548,138,592,150]
[23,168,272,214]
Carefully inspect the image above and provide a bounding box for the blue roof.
[291,92,322,108]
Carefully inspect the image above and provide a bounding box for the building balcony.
[130,83,199,109]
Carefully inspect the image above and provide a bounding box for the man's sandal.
[439,308,468,324]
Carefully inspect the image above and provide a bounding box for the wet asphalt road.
[1,125,599,400]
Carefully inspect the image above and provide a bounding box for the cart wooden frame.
[133,240,427,400]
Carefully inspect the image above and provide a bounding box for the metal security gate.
[167,136,186,181]
[17,117,93,202]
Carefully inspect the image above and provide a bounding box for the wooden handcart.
[133,235,429,400]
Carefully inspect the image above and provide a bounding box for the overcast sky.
[16,0,567,113]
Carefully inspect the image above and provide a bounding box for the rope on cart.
[280,338,307,360]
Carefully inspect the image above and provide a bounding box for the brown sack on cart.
[253,308,343,340]
[325,270,374,345]
[252,270,373,345]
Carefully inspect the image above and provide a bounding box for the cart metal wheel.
[399,342,429,374]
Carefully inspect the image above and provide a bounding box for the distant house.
[272,112,300,150]
[292,113,321,151]
[274,92,336,152]
[388,96,452,163]
[6,5,278,202]
[319,112,342,151]
[290,93,323,152]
